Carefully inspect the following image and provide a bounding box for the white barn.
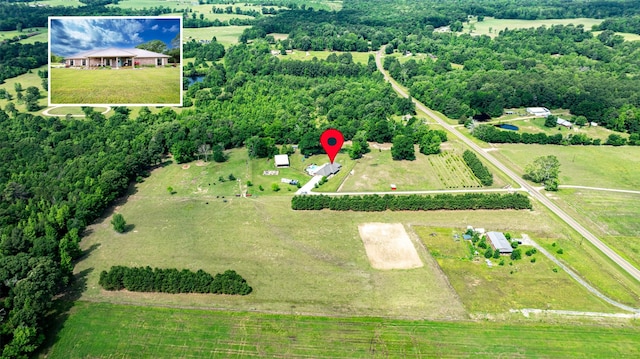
[274,154,290,168]
[526,107,551,117]
[486,232,513,254]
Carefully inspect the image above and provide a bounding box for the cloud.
[163,25,179,33]
[151,24,159,30]
[50,18,147,57]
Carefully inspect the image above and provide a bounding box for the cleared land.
[358,223,423,269]
[467,17,603,37]
[492,144,640,191]
[44,106,110,116]
[0,65,47,114]
[50,67,181,105]
[73,151,640,316]
[183,26,249,47]
[278,50,373,64]
[415,227,620,313]
[0,28,47,44]
[556,189,640,269]
[41,301,640,358]
[491,115,625,141]
[337,143,503,192]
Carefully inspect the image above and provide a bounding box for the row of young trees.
[462,150,493,186]
[99,266,252,295]
[291,193,531,211]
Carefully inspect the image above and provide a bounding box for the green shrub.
[111,213,126,233]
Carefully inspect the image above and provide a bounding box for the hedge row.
[462,150,493,186]
[291,193,531,211]
[98,266,252,295]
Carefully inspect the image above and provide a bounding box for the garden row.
[429,151,483,189]
[291,193,531,211]
[98,266,252,295]
[462,150,494,186]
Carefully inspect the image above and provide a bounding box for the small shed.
[390,184,397,190]
[274,154,290,168]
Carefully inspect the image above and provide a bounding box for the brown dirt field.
[358,223,424,270]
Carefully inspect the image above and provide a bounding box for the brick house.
[65,47,171,69]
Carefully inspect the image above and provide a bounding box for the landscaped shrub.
[98,266,252,295]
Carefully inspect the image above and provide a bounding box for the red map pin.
[320,128,344,164]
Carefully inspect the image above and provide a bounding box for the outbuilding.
[526,107,551,117]
[486,231,513,254]
[274,154,290,168]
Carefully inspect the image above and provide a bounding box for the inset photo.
[49,16,182,106]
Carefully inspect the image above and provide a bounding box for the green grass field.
[45,106,110,116]
[338,146,487,192]
[35,0,83,6]
[40,301,640,358]
[492,144,640,190]
[415,227,618,313]
[555,188,640,269]
[0,65,48,114]
[491,115,625,141]
[50,67,181,104]
[592,30,640,42]
[467,17,603,37]
[72,149,640,315]
[278,50,373,65]
[0,28,48,44]
[183,26,249,47]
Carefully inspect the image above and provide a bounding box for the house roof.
[274,154,289,166]
[66,47,170,59]
[314,163,342,177]
[486,231,513,253]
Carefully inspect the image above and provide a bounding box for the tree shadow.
[124,223,135,233]
[37,267,93,356]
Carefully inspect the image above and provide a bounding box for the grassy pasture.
[74,151,640,314]
[555,188,640,268]
[593,30,640,42]
[50,67,181,105]
[467,17,603,37]
[41,301,640,358]
[45,106,110,116]
[0,65,47,114]
[278,50,373,65]
[183,26,249,47]
[492,144,640,190]
[35,0,83,6]
[416,227,618,313]
[0,28,48,44]
[337,142,504,192]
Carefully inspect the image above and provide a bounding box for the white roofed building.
[526,107,551,117]
[486,231,513,254]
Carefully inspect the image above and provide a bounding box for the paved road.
[375,50,640,283]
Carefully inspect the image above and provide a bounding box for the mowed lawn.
[41,301,640,358]
[183,26,249,47]
[50,67,181,105]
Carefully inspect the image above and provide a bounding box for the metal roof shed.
[486,231,513,254]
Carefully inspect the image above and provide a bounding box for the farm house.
[65,48,171,69]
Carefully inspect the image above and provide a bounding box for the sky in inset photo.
[50,17,180,57]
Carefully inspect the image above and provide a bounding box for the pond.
[496,124,519,131]
[186,75,205,86]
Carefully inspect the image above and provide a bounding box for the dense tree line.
[462,150,493,186]
[0,108,159,357]
[291,193,531,211]
[0,3,174,31]
[470,124,638,146]
[0,42,48,84]
[99,266,252,295]
[595,16,640,34]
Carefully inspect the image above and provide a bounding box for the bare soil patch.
[358,223,423,270]
[181,164,190,170]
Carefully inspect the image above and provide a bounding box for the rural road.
[375,50,640,283]
[559,185,640,195]
[314,188,521,196]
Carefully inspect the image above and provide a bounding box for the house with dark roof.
[312,163,342,177]
[65,47,171,69]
